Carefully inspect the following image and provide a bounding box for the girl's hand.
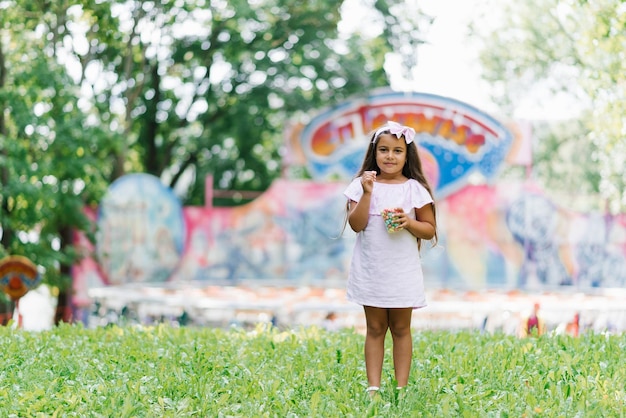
[361,170,376,194]
[394,209,409,229]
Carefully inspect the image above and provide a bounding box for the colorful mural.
[171,180,350,283]
[72,91,626,307]
[95,174,185,284]
[72,176,626,302]
[432,183,626,289]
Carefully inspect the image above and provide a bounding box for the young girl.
[343,121,437,396]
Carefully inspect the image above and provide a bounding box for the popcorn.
[381,208,403,232]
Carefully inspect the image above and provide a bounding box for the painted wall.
[72,91,626,307]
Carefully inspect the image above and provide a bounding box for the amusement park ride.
[0,255,41,327]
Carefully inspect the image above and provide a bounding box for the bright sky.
[339,0,497,112]
[336,0,495,112]
[388,0,497,114]
[341,0,585,120]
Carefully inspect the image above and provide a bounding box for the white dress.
[344,178,433,309]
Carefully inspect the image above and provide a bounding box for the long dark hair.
[343,127,438,248]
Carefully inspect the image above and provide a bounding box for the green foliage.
[52,0,425,205]
[471,0,626,213]
[1,0,116,288]
[0,0,431,288]
[529,119,602,206]
[0,325,625,416]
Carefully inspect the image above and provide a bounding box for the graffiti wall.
[72,90,626,306]
[434,182,626,289]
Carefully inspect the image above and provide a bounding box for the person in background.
[521,302,545,337]
[322,311,340,332]
[565,312,580,336]
[343,121,437,397]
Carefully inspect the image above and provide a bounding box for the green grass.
[1,323,625,417]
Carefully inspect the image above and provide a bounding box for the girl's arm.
[401,204,436,240]
[348,194,371,232]
[348,172,375,232]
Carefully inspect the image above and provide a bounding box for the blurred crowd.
[82,286,626,337]
[15,284,626,336]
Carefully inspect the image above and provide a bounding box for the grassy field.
[1,323,625,417]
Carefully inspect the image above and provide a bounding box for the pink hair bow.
[372,121,416,144]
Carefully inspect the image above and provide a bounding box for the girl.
[343,121,437,396]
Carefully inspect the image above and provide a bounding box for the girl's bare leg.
[388,308,413,387]
[363,306,389,389]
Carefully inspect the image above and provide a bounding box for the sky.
[340,0,585,120]
[389,0,497,114]
[340,0,498,113]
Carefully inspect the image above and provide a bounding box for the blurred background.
[1,0,625,335]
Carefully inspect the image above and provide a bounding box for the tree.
[57,0,431,205]
[0,0,433,296]
[0,0,118,299]
[470,0,625,212]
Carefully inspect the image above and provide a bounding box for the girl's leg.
[363,306,389,389]
[388,308,413,387]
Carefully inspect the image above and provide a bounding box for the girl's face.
[375,134,407,178]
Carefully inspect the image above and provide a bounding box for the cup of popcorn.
[381,208,403,233]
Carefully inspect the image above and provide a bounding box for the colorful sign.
[298,89,513,198]
[0,255,41,300]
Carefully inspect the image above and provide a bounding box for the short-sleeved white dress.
[344,178,433,309]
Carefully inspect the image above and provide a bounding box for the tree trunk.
[54,289,72,324]
[0,298,15,326]
[55,225,75,324]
